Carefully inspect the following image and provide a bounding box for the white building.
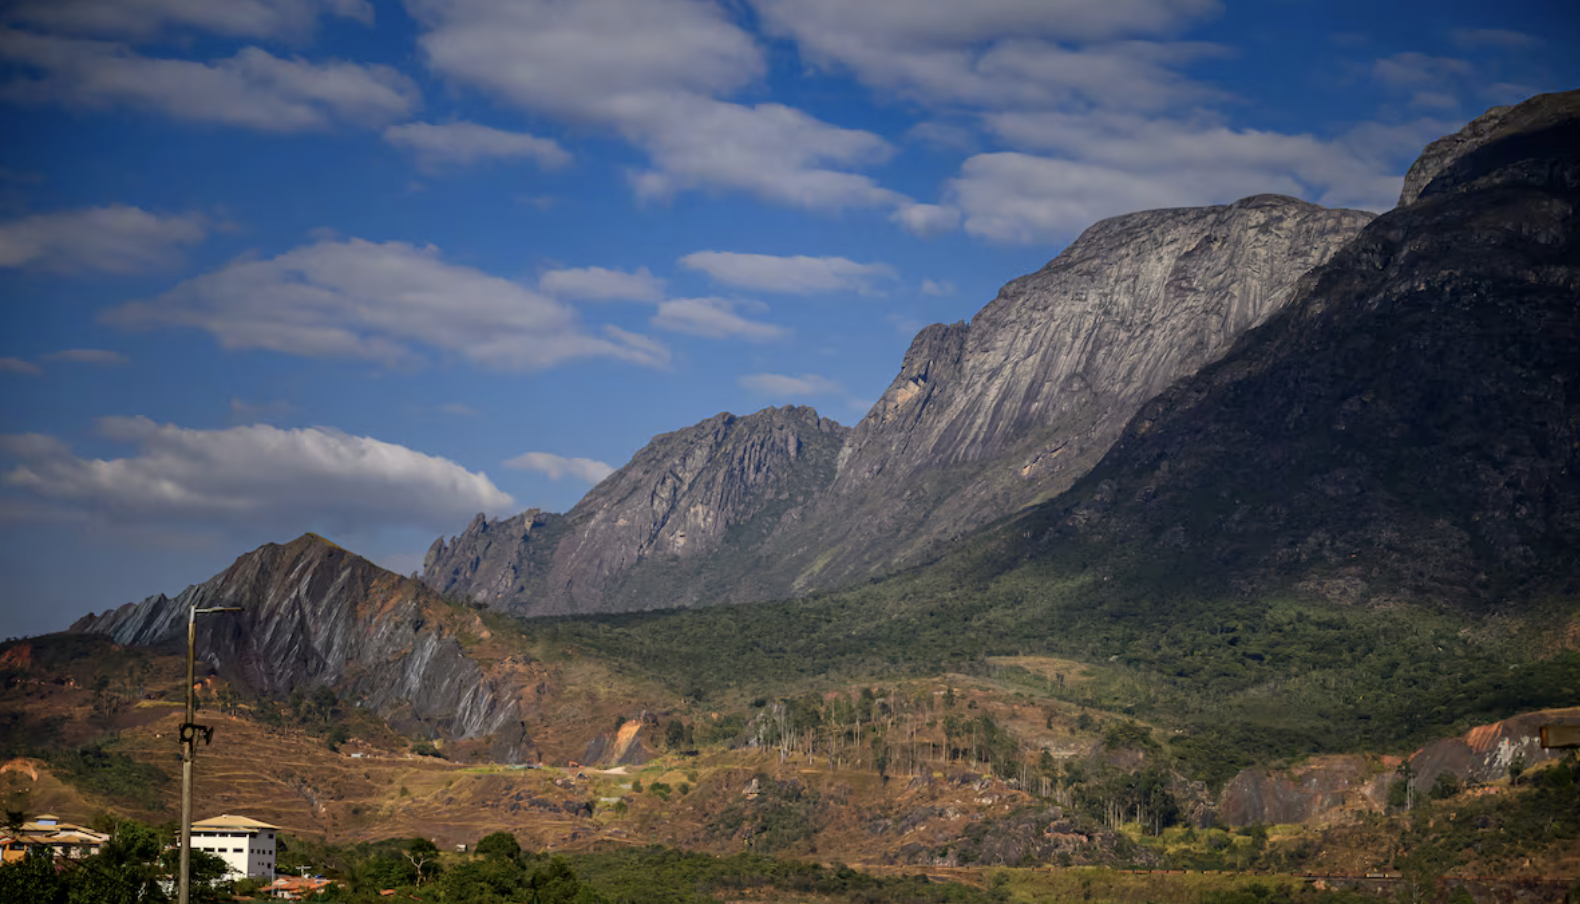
[190,814,278,880]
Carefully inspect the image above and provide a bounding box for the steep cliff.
[71,534,536,760]
[765,194,1375,590]
[425,405,850,616]
[1035,89,1580,606]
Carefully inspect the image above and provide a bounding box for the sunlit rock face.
[72,533,535,761]
[424,405,850,616]
[425,92,1580,619]
[772,193,1376,590]
[1032,89,1580,608]
[425,196,1370,615]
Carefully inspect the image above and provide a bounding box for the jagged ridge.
[73,534,535,760]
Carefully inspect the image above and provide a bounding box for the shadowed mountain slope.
[428,196,1372,615]
[72,534,537,760]
[1022,89,1580,607]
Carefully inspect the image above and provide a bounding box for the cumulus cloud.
[679,251,896,295]
[749,0,1223,109]
[946,111,1437,242]
[0,31,418,131]
[624,96,901,210]
[0,205,207,273]
[384,120,569,169]
[651,297,787,341]
[408,0,904,211]
[102,237,670,371]
[0,358,43,376]
[890,202,960,237]
[0,416,515,533]
[738,372,843,396]
[502,451,614,484]
[539,265,664,302]
[2,0,373,41]
[43,348,130,366]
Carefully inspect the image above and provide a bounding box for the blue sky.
[1,0,1575,639]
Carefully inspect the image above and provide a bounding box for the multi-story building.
[190,814,278,880]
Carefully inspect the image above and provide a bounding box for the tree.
[475,830,521,861]
[1430,771,1462,800]
[0,848,67,904]
[402,838,443,885]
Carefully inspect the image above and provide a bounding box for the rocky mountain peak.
[1043,88,1580,606]
[781,193,1375,591]
[423,405,850,616]
[74,534,536,760]
[1397,91,1580,207]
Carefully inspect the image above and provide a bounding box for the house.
[0,815,108,863]
[189,813,279,880]
[262,875,334,899]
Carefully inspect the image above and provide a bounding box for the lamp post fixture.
[178,605,242,904]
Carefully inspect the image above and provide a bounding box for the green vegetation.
[0,817,230,904]
[46,744,169,810]
[230,833,1009,904]
[534,530,1579,779]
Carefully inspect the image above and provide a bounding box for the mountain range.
[66,89,1580,770]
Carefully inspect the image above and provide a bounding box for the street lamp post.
[178,605,242,904]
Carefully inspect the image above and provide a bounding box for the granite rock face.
[424,405,849,616]
[1039,90,1580,606]
[425,197,1372,615]
[1399,91,1580,207]
[72,534,535,761]
[768,194,1377,589]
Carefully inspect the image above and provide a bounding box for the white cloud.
[738,372,843,396]
[2,0,373,42]
[920,278,954,296]
[408,0,904,211]
[539,266,664,302]
[749,0,1223,110]
[679,251,897,295]
[43,348,130,366]
[890,202,960,237]
[437,402,478,417]
[0,205,207,273]
[0,416,514,533]
[651,297,787,341]
[947,111,1435,242]
[0,31,418,131]
[623,96,901,210]
[409,0,761,121]
[383,120,569,169]
[502,451,614,484]
[0,358,43,376]
[103,237,670,371]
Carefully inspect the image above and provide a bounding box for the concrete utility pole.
[178,605,242,904]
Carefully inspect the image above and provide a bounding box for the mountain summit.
[1029,89,1580,605]
[73,533,536,760]
[429,196,1371,615]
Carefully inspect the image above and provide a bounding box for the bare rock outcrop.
[766,194,1375,590]
[426,405,849,616]
[72,534,536,761]
[1037,89,1580,606]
